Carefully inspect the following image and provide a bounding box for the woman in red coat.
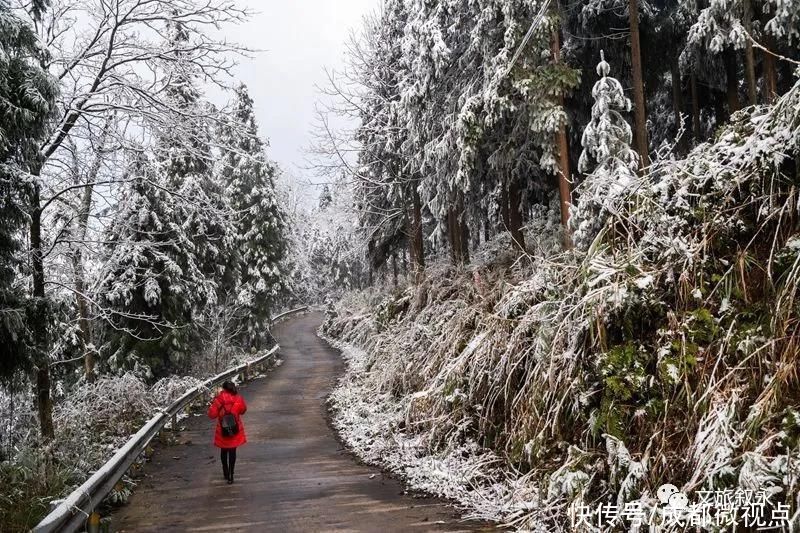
[207,381,247,484]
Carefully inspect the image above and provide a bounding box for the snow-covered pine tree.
[217,84,287,348]
[318,184,333,210]
[154,22,232,309]
[343,0,584,267]
[572,51,639,249]
[0,3,56,379]
[302,184,366,298]
[350,2,419,274]
[683,0,800,112]
[395,0,578,259]
[99,22,231,375]
[97,154,203,377]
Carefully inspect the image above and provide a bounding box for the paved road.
[112,312,490,532]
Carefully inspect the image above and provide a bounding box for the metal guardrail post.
[32,305,309,533]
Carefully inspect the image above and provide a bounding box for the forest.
[317,0,800,530]
[1,0,800,530]
[0,0,307,527]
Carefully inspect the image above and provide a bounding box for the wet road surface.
[112,312,493,532]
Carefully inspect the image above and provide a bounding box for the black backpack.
[219,401,239,437]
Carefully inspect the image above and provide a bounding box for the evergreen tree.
[351,3,418,273]
[0,4,56,379]
[217,84,287,347]
[98,155,204,376]
[318,184,333,210]
[155,22,231,308]
[100,22,231,375]
[297,184,366,299]
[572,51,639,249]
[349,0,580,265]
[684,0,800,110]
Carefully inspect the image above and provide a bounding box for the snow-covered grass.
[0,373,201,532]
[323,333,551,529]
[322,78,800,531]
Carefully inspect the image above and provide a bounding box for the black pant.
[220,447,237,479]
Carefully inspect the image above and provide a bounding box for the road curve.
[112,312,490,532]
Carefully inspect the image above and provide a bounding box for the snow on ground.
[320,331,553,531]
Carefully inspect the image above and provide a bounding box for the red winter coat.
[207,390,247,448]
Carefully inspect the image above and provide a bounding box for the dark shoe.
[222,465,230,481]
[227,476,234,485]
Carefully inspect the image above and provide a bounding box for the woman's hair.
[222,381,238,394]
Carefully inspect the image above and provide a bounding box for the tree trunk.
[555,127,572,247]
[410,185,425,279]
[552,29,573,249]
[30,178,54,440]
[690,72,701,143]
[508,180,525,251]
[670,57,687,153]
[499,183,510,232]
[723,47,741,116]
[472,214,480,250]
[629,0,650,171]
[447,207,459,264]
[743,0,757,106]
[447,195,470,264]
[459,196,470,265]
[762,35,777,104]
[72,249,94,381]
[72,124,109,382]
[391,253,398,287]
[713,89,728,125]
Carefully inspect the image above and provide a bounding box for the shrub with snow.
[0,373,200,529]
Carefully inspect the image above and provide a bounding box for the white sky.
[214,0,377,186]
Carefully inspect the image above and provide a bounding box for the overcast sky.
[213,0,377,188]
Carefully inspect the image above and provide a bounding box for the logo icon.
[657,484,688,510]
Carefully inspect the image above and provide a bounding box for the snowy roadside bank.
[319,78,800,532]
[320,329,551,531]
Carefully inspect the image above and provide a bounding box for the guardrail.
[271,305,309,324]
[33,306,308,533]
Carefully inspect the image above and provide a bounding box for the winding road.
[112,312,489,532]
